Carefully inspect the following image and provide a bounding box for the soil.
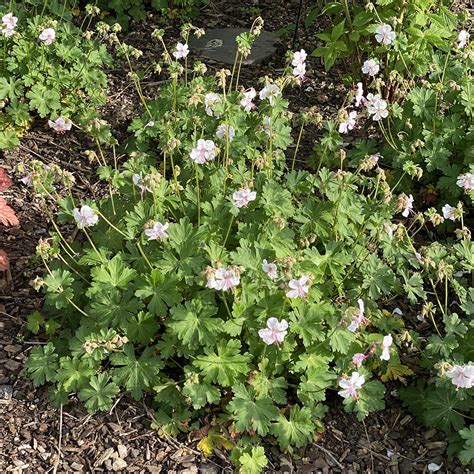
[0,0,470,472]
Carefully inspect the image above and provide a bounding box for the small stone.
[112,458,128,471]
[71,462,84,471]
[0,385,13,400]
[4,360,21,371]
[117,444,128,459]
[95,447,115,467]
[4,345,21,354]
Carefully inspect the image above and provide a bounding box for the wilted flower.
[457,30,470,49]
[380,334,393,361]
[347,299,369,332]
[204,92,222,116]
[456,172,474,191]
[144,221,169,240]
[240,88,256,112]
[39,28,56,45]
[48,117,72,133]
[362,59,380,76]
[216,124,235,142]
[173,42,189,59]
[258,317,288,345]
[259,83,281,106]
[446,364,474,389]
[262,259,278,280]
[368,98,388,121]
[73,205,99,229]
[338,372,365,399]
[355,82,364,107]
[352,353,367,367]
[286,275,311,299]
[441,204,456,221]
[338,111,357,133]
[206,267,240,291]
[233,188,257,208]
[375,23,396,45]
[189,139,218,164]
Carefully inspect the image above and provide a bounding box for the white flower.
[456,172,474,191]
[347,299,368,332]
[338,372,365,399]
[380,334,393,361]
[293,62,306,80]
[258,317,288,345]
[240,88,256,112]
[286,275,311,299]
[392,307,403,316]
[39,28,56,45]
[446,364,474,389]
[48,117,72,133]
[207,267,240,291]
[375,23,396,45]
[145,221,169,241]
[365,92,382,109]
[355,82,364,107]
[368,98,388,121]
[145,121,154,128]
[457,30,470,49]
[362,59,380,76]
[259,84,281,106]
[442,204,456,221]
[1,13,17,36]
[189,139,218,164]
[338,111,357,134]
[233,188,257,208]
[132,173,152,194]
[204,92,221,117]
[427,463,442,472]
[173,42,189,59]
[73,205,99,229]
[216,124,235,142]
[402,194,414,217]
[262,259,278,280]
[292,49,307,66]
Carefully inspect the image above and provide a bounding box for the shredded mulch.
[0,0,469,472]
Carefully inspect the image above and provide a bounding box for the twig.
[52,404,64,474]
[313,442,344,470]
[362,419,375,473]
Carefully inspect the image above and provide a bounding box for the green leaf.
[251,372,288,404]
[44,269,74,310]
[57,357,95,392]
[347,380,386,421]
[458,426,474,465]
[110,344,163,400]
[125,311,159,345]
[182,373,221,409]
[26,311,44,334]
[239,446,268,474]
[26,84,60,117]
[228,384,279,436]
[271,406,315,451]
[91,254,137,289]
[408,87,436,121]
[193,340,251,386]
[25,343,58,386]
[78,373,119,413]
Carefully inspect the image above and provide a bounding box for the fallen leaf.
[0,197,19,226]
[0,168,12,192]
[0,249,9,272]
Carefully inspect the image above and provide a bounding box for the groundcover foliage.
[14,14,473,471]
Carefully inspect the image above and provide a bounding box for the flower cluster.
[206,266,240,291]
[1,12,17,37]
[291,49,307,80]
[446,364,474,390]
[189,139,219,164]
[233,188,256,208]
[39,27,56,45]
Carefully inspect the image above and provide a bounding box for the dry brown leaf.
[0,197,19,226]
[0,168,12,192]
[0,249,9,272]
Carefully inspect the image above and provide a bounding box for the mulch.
[0,0,469,472]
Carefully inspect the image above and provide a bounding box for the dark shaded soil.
[0,0,470,472]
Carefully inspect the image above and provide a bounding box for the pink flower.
[233,188,257,208]
[457,30,470,49]
[293,62,306,80]
[173,42,189,59]
[380,334,393,361]
[207,267,240,291]
[338,111,357,134]
[446,364,474,390]
[347,299,368,332]
[368,98,388,121]
[402,194,414,217]
[1,13,17,37]
[259,84,281,106]
[364,92,382,108]
[48,117,72,133]
[456,172,474,191]
[144,221,169,241]
[338,372,365,399]
[189,139,218,164]
[73,205,98,229]
[39,28,56,45]
[292,49,307,66]
[216,124,235,141]
[204,92,221,117]
[262,259,278,280]
[258,317,288,345]
[375,24,396,45]
[442,204,456,221]
[286,275,311,299]
[352,353,367,367]
[362,59,380,76]
[355,82,364,107]
[240,88,256,112]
